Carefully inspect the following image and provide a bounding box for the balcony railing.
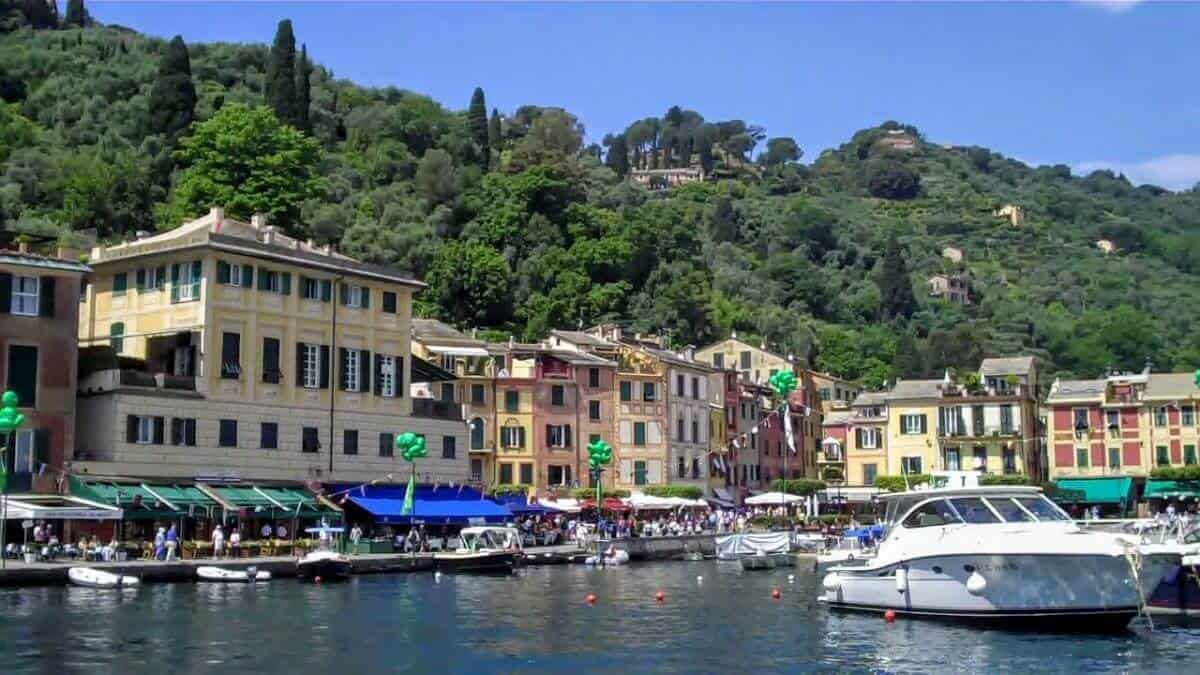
[412,398,463,421]
[119,369,196,391]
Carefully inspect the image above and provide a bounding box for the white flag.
[783,407,797,455]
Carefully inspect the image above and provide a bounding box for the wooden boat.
[68,567,139,588]
[196,565,272,582]
[433,527,522,574]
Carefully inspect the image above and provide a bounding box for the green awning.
[211,486,337,519]
[70,480,219,520]
[1144,480,1200,500]
[1053,477,1134,505]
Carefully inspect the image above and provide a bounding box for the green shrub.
[979,474,1032,486]
[873,475,931,492]
[771,479,826,495]
[643,484,704,500]
[487,484,528,497]
[569,488,631,499]
[820,466,844,482]
[1150,466,1200,481]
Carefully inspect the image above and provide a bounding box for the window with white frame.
[346,284,364,308]
[379,355,397,397]
[12,429,35,473]
[178,263,198,301]
[342,349,360,391]
[12,276,39,316]
[900,414,925,435]
[302,344,320,389]
[1184,405,1196,427]
[135,415,154,444]
[227,263,244,287]
[859,427,880,449]
[1154,407,1168,427]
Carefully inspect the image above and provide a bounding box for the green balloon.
[1,390,17,408]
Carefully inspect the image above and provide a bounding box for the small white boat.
[584,546,631,566]
[196,566,271,583]
[68,567,139,588]
[816,535,874,572]
[434,527,523,574]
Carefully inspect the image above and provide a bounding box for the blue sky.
[89,1,1198,189]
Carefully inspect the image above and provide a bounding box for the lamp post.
[0,390,28,570]
[768,371,797,517]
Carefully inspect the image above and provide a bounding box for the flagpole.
[1,430,10,570]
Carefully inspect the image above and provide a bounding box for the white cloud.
[1071,0,1146,13]
[1074,155,1200,191]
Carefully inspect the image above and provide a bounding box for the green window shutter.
[155,266,166,290]
[113,273,127,297]
[339,283,349,306]
[170,264,180,303]
[136,269,146,290]
[337,347,349,390]
[33,428,49,467]
[257,269,269,291]
[281,272,291,296]
[0,272,11,313]
[6,344,38,408]
[242,265,254,288]
[319,345,331,388]
[361,288,370,309]
[190,261,201,298]
[217,261,230,284]
[360,350,371,393]
[321,279,332,302]
[153,417,165,444]
[39,276,55,318]
[634,422,646,446]
[296,342,305,386]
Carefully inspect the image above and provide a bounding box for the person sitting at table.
[261,523,273,540]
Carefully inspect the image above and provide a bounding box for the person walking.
[165,524,179,561]
[154,527,166,561]
[212,525,225,559]
[229,529,241,558]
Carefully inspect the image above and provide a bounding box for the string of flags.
[708,403,815,476]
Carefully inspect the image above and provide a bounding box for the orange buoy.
[771,588,782,600]
[655,591,665,603]
[586,593,597,605]
[884,610,897,622]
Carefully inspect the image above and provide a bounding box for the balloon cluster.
[768,370,797,399]
[1194,369,1200,390]
[587,438,613,470]
[0,391,25,432]
[394,432,428,462]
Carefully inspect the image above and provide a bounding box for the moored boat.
[296,526,353,582]
[68,567,139,588]
[434,526,522,574]
[740,551,794,571]
[196,565,272,582]
[819,486,1178,630]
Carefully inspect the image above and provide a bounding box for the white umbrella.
[745,491,803,505]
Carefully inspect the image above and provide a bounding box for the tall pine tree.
[488,108,502,155]
[467,87,489,169]
[878,233,917,321]
[265,19,297,127]
[891,329,924,379]
[148,35,197,139]
[294,43,312,134]
[64,0,86,27]
[605,134,629,179]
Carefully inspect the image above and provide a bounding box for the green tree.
[467,87,489,169]
[762,137,801,166]
[865,158,921,200]
[148,35,197,139]
[163,103,324,229]
[265,19,298,128]
[63,0,87,27]
[426,240,513,325]
[415,148,456,206]
[509,108,583,170]
[877,233,916,320]
[605,134,629,179]
[0,101,37,163]
[891,329,923,379]
[294,43,311,134]
[488,108,502,154]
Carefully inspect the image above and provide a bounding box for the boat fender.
[895,567,908,594]
[966,571,987,596]
[822,573,841,591]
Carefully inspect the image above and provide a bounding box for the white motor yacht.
[819,486,1179,630]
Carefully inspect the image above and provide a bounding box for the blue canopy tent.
[491,494,562,516]
[339,484,512,525]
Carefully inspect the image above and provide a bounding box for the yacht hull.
[296,557,353,582]
[433,551,521,574]
[822,552,1163,629]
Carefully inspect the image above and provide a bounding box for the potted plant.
[23,543,37,564]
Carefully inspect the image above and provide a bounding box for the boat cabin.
[456,526,522,553]
[880,487,1070,529]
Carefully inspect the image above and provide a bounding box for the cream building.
[74,208,469,485]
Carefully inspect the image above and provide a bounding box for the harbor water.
[2,560,1198,673]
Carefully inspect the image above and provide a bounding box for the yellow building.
[489,342,539,490]
[708,371,729,494]
[695,335,793,386]
[74,207,469,484]
[840,392,890,485]
[811,371,861,413]
[884,379,942,478]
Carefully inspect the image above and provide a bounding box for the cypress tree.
[488,108,502,154]
[892,330,924,379]
[265,19,297,127]
[64,0,86,27]
[605,134,629,179]
[294,43,311,134]
[148,35,197,139]
[21,0,56,29]
[467,87,489,169]
[878,233,917,320]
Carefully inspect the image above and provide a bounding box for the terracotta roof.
[852,391,889,406]
[641,346,715,373]
[886,379,945,400]
[979,356,1035,377]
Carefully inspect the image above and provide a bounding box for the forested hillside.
[3,6,1200,390]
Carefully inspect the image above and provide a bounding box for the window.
[1015,497,1070,521]
[1156,445,1170,467]
[341,348,360,392]
[856,427,879,449]
[471,383,485,404]
[691,417,699,443]
[1004,446,1018,474]
[949,497,1001,524]
[219,419,237,447]
[499,463,514,484]
[1154,407,1168,427]
[302,427,320,453]
[902,500,963,528]
[133,415,154,444]
[379,355,398,398]
[1073,408,1090,431]
[546,424,572,448]
[901,456,923,475]
[11,430,34,473]
[217,261,252,288]
[112,273,128,298]
[634,422,647,446]
[442,436,456,459]
[379,432,394,457]
[972,405,985,436]
[986,497,1034,523]
[302,277,320,300]
[109,322,124,354]
[342,284,367,309]
[1106,409,1120,434]
[1077,448,1090,468]
[677,415,685,441]
[588,367,600,388]
[519,463,534,485]
[634,460,648,486]
[382,291,397,313]
[900,414,926,435]
[504,390,520,412]
[1107,447,1120,471]
[170,418,196,446]
[548,465,572,486]
[301,343,320,389]
[262,337,281,384]
[138,267,165,293]
[944,446,961,471]
[588,400,601,421]
[739,351,751,369]
[691,377,700,399]
[862,463,877,485]
[6,344,38,407]
[261,423,278,450]
[973,446,988,472]
[643,382,656,402]
[221,332,241,379]
[551,385,565,406]
[470,418,485,450]
[619,381,632,402]
[257,269,288,294]
[1184,406,1196,426]
[1186,445,1198,466]
[344,429,359,455]
[501,424,525,449]
[940,406,965,436]
[820,388,831,401]
[172,262,200,303]
[713,353,724,369]
[677,456,686,479]
[676,373,685,396]
[11,276,39,316]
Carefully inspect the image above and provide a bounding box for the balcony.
[412,397,463,421]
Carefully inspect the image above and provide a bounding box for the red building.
[532,349,617,496]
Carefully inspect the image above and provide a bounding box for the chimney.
[263,226,276,245]
[251,213,268,230]
[323,244,332,255]
[292,239,302,250]
[56,246,79,261]
[209,207,224,229]
[305,239,315,249]
[17,240,29,254]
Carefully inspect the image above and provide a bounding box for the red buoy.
[771,588,782,600]
[655,591,665,603]
[586,593,597,605]
[884,610,897,622]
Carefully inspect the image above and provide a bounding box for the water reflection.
[2,563,1199,673]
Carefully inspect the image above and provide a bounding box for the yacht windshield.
[901,499,963,528]
[986,497,1035,522]
[948,497,1001,524]
[1015,496,1070,521]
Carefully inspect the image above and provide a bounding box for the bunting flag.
[0,454,6,494]
[37,462,46,476]
[783,407,797,455]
